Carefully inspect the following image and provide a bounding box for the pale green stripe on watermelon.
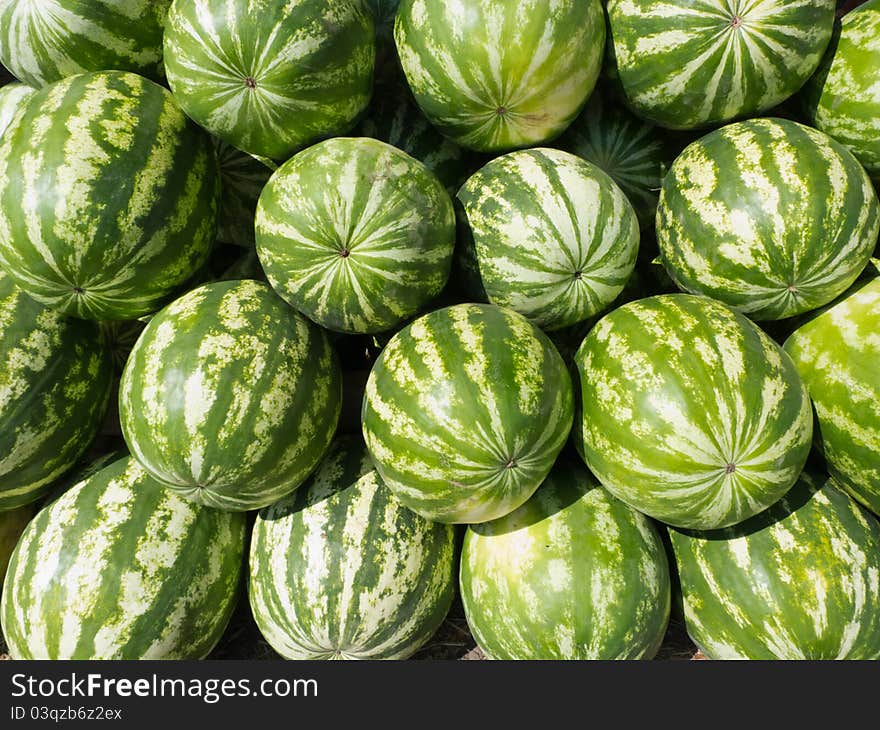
[804,0,880,177]
[163,0,375,161]
[0,0,171,88]
[255,137,455,334]
[670,472,880,659]
[0,269,112,511]
[657,118,879,320]
[362,303,574,524]
[394,0,605,152]
[461,458,670,660]
[607,0,836,129]
[457,147,639,331]
[119,280,342,512]
[0,70,220,321]
[249,436,456,660]
[575,294,813,530]
[1,455,245,659]
[784,277,880,515]
[0,81,34,136]
[214,138,273,249]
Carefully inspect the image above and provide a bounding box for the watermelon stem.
[245,76,257,89]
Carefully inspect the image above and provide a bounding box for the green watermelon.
[460,458,670,660]
[670,472,880,659]
[555,88,673,230]
[394,0,605,152]
[255,137,455,334]
[163,0,375,161]
[0,71,220,321]
[249,436,456,660]
[0,504,32,587]
[119,279,342,512]
[784,278,880,515]
[457,147,639,332]
[0,455,245,659]
[215,139,274,249]
[606,0,836,130]
[657,117,879,321]
[362,303,574,524]
[0,0,171,88]
[0,269,112,511]
[0,81,34,135]
[575,294,813,530]
[804,0,880,178]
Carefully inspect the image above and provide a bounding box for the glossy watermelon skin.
[0,0,171,88]
[657,118,879,321]
[394,0,605,153]
[164,0,375,161]
[575,294,813,530]
[1,455,245,659]
[215,139,273,249]
[670,472,880,659]
[0,71,220,321]
[256,137,455,334]
[362,303,574,524]
[460,458,670,660]
[0,269,112,511]
[0,504,32,588]
[249,437,456,660]
[457,148,639,332]
[804,0,880,178]
[119,280,342,512]
[784,278,880,515]
[607,0,836,130]
[0,81,34,135]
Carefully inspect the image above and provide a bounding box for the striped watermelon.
[657,118,879,321]
[0,0,171,88]
[249,436,456,660]
[0,504,32,587]
[119,280,342,512]
[575,294,813,530]
[362,303,574,524]
[556,88,673,231]
[163,0,375,161]
[0,455,245,659]
[457,147,639,331]
[804,0,880,178]
[670,472,880,659]
[460,458,670,660]
[215,139,274,249]
[0,269,112,511]
[784,277,880,515]
[394,0,605,152]
[255,137,455,334]
[0,71,220,321]
[0,81,34,135]
[606,0,836,130]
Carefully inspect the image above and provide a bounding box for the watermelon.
[0,0,171,88]
[784,277,880,515]
[460,458,670,660]
[575,294,813,530]
[456,147,639,331]
[0,455,245,659]
[0,504,32,587]
[606,0,836,130]
[215,139,274,249]
[657,117,879,321]
[255,137,455,334]
[249,436,456,660]
[163,0,375,161]
[804,0,880,178]
[555,88,673,230]
[394,0,605,153]
[0,71,220,321]
[0,269,112,511]
[0,81,34,135]
[362,303,574,524]
[119,279,342,512]
[670,472,880,659]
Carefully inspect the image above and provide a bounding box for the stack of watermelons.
[0,0,878,661]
